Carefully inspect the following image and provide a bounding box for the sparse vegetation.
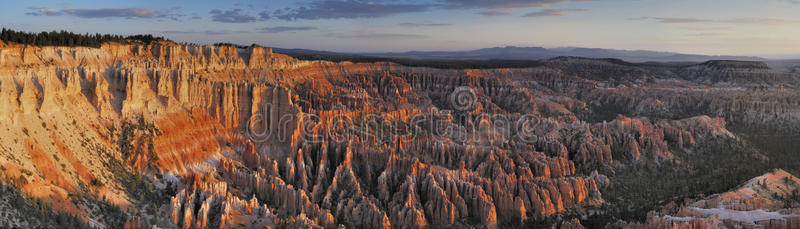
[118,116,161,168]
[0,179,88,228]
[106,155,172,216]
[589,135,768,224]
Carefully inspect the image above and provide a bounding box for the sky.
[2,0,800,57]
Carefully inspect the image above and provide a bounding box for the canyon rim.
[2,0,800,228]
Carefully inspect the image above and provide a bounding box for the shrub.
[90,179,102,186]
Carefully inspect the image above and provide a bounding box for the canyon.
[0,39,798,228]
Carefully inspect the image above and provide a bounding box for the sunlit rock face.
[0,40,798,228]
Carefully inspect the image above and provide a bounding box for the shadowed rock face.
[0,41,798,228]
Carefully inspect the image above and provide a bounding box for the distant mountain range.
[274,46,767,63]
[361,46,771,63]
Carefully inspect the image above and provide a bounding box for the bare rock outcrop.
[0,41,790,229]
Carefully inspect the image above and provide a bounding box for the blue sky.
[2,0,800,57]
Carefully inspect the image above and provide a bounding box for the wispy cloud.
[772,0,800,4]
[257,26,318,33]
[641,17,798,25]
[521,9,589,17]
[267,0,431,20]
[25,7,62,16]
[205,30,250,35]
[26,7,180,20]
[685,32,727,37]
[477,10,512,16]
[63,8,166,18]
[328,32,428,39]
[398,22,452,27]
[249,0,586,20]
[721,17,798,25]
[209,9,257,23]
[680,26,732,31]
[258,11,270,20]
[161,30,197,34]
[639,17,713,23]
[162,30,251,35]
[440,0,576,10]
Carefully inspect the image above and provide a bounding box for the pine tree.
[0,28,170,47]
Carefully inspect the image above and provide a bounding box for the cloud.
[521,9,589,17]
[26,7,180,20]
[398,22,452,27]
[163,29,251,35]
[440,0,577,10]
[209,9,257,23]
[269,0,431,20]
[640,17,798,25]
[685,32,726,37]
[721,18,798,25]
[258,11,270,20]
[257,0,587,20]
[162,30,197,34]
[328,32,428,39]
[205,30,250,35]
[257,26,318,33]
[25,7,62,16]
[440,0,592,16]
[166,26,316,35]
[477,11,513,16]
[638,17,713,23]
[680,26,732,31]
[62,8,167,18]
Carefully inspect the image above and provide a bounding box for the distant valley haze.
[274,45,772,62]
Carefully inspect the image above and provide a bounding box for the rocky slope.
[0,40,797,228]
[614,169,800,229]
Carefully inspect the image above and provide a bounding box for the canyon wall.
[0,41,797,228]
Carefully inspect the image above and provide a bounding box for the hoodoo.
[0,27,799,228]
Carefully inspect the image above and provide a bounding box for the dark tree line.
[1,28,170,48]
[213,42,252,49]
[278,52,692,70]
